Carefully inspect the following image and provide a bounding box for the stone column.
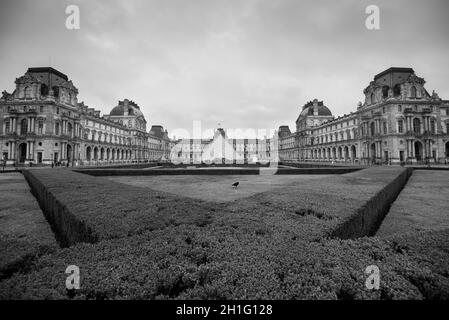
[29,141,34,159]
[407,140,410,158]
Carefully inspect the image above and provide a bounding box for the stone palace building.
[170,128,273,164]
[0,67,173,165]
[278,67,449,164]
[170,128,274,164]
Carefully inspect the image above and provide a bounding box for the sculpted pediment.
[15,72,40,85]
[407,73,425,85]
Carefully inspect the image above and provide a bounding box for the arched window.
[52,86,60,98]
[38,120,44,134]
[24,86,32,99]
[398,120,404,133]
[410,86,417,98]
[21,118,28,134]
[382,86,389,98]
[40,84,49,96]
[371,92,375,104]
[67,123,73,137]
[430,119,436,134]
[370,122,376,136]
[393,84,401,96]
[413,118,421,134]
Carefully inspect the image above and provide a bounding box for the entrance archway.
[67,144,72,162]
[370,143,376,160]
[86,146,92,161]
[351,145,356,160]
[414,141,423,161]
[18,143,27,163]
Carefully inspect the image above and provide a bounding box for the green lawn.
[106,174,332,202]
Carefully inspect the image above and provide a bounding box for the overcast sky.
[1,0,448,138]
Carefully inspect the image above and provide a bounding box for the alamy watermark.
[365,265,380,290]
[365,5,380,30]
[65,5,80,30]
[65,265,80,290]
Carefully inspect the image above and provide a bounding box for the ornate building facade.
[0,67,172,165]
[279,67,449,164]
[171,128,272,164]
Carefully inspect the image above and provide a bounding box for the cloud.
[0,0,448,139]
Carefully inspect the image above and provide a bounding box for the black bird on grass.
[232,181,239,188]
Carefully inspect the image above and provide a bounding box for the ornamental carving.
[15,72,40,85]
[407,73,425,85]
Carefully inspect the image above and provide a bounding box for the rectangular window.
[383,122,387,134]
[398,120,404,133]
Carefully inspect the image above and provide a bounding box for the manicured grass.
[106,174,332,203]
[377,170,449,237]
[0,173,58,279]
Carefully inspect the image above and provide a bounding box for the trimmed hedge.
[330,167,412,238]
[279,162,364,168]
[221,167,412,241]
[22,167,410,247]
[75,167,361,176]
[22,169,219,247]
[0,173,58,280]
[4,167,444,299]
[0,224,447,299]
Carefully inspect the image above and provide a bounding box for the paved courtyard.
[106,174,331,202]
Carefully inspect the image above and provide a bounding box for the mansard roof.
[374,67,414,81]
[27,67,69,81]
